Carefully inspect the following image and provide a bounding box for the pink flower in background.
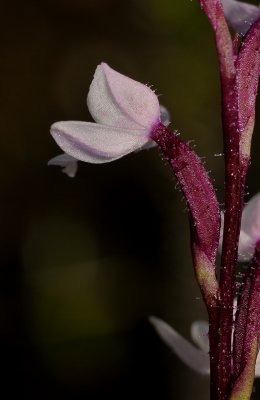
[238,192,260,260]
[222,0,260,35]
[150,316,260,376]
[150,316,210,375]
[219,193,260,261]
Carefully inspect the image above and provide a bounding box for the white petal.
[48,153,77,166]
[219,209,256,262]
[50,121,149,164]
[48,153,78,178]
[218,211,225,256]
[241,193,260,239]
[236,193,260,259]
[191,321,209,353]
[62,162,78,178]
[87,63,160,130]
[237,229,255,261]
[221,0,260,35]
[160,105,171,127]
[255,351,260,377]
[149,316,210,375]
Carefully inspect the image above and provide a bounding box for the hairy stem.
[151,123,220,305]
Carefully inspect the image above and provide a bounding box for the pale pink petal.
[87,63,160,130]
[241,193,260,246]
[191,321,209,353]
[237,229,255,261]
[48,153,78,177]
[218,211,225,255]
[50,121,149,164]
[219,209,256,261]
[221,0,260,35]
[149,316,210,375]
[255,352,260,377]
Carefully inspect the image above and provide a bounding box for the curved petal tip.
[48,153,78,178]
[149,316,210,375]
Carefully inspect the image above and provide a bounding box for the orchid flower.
[222,0,260,35]
[150,317,260,377]
[48,64,220,288]
[50,63,221,305]
[49,63,161,166]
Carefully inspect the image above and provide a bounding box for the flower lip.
[49,104,169,175]
[50,121,151,164]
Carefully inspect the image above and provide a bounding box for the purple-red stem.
[151,122,221,396]
[217,152,244,398]
[151,123,220,269]
[216,76,246,398]
[209,308,221,400]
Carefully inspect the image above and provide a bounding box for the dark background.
[1,0,260,398]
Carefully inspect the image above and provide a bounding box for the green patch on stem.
[194,247,219,306]
[230,337,258,400]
